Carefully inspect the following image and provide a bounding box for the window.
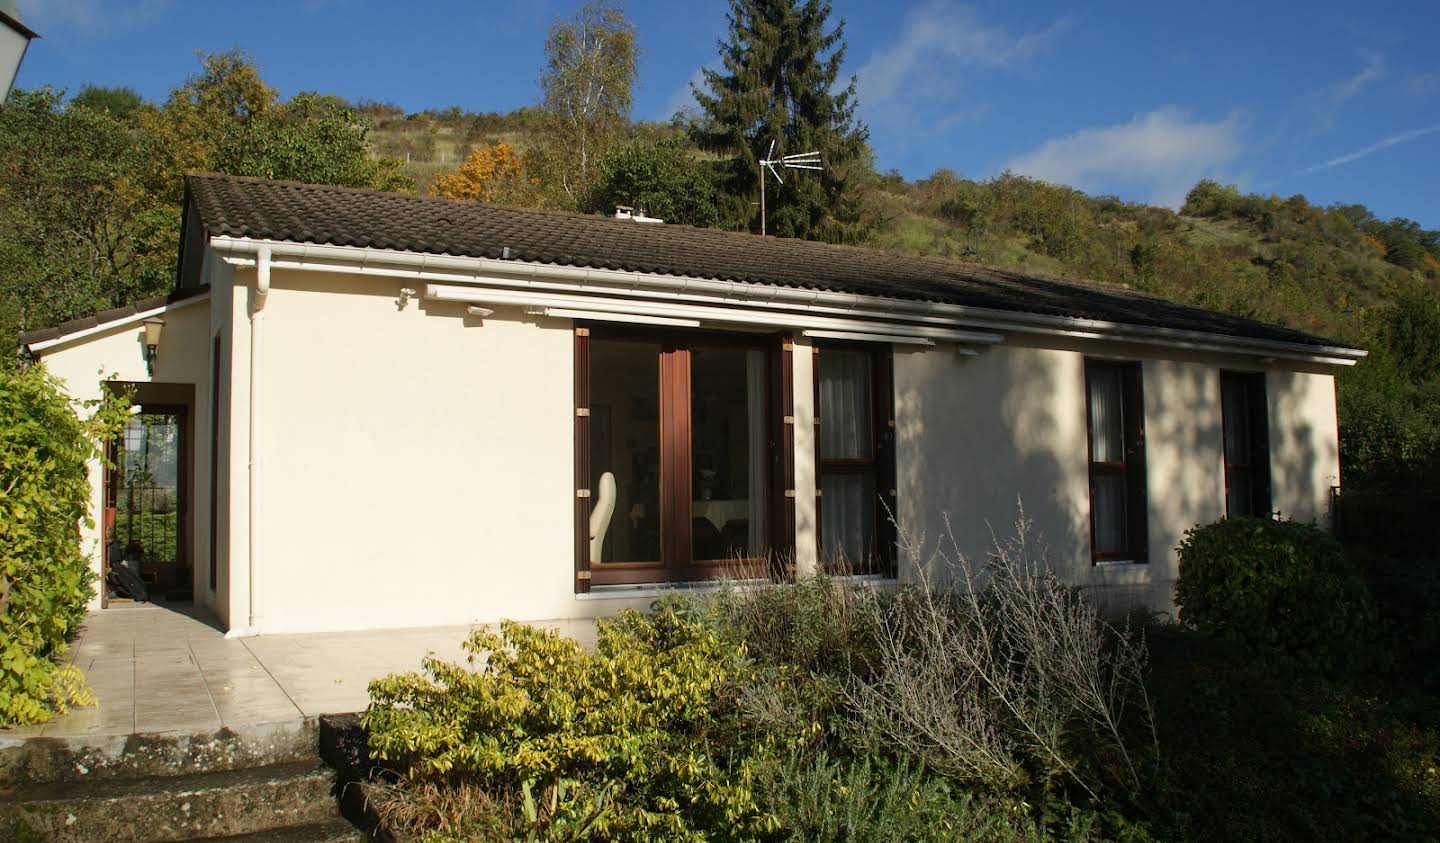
[816,344,895,576]
[577,329,775,587]
[1221,371,1270,518]
[1085,360,1147,562]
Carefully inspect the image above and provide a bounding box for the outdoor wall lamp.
[142,316,165,375]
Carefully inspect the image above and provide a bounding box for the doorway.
[104,383,195,605]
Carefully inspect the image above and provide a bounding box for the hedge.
[0,363,127,725]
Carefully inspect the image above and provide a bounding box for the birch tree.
[537,0,638,206]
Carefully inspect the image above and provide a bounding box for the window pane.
[1092,472,1128,555]
[1088,366,1124,463]
[590,339,662,564]
[691,346,768,561]
[1222,376,1251,466]
[821,473,876,570]
[819,349,873,460]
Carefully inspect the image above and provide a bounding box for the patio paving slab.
[0,602,599,743]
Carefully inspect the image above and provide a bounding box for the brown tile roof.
[20,286,210,349]
[178,173,1357,352]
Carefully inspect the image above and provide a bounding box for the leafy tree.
[141,49,278,201]
[432,141,531,203]
[0,88,170,341]
[535,0,638,206]
[211,92,413,192]
[585,136,719,227]
[691,0,869,241]
[69,84,144,119]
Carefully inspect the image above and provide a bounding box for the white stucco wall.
[33,295,214,612]
[35,250,1345,633]
[233,267,652,634]
[894,337,1340,616]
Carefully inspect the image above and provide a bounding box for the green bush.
[1174,518,1374,673]
[364,611,775,842]
[0,364,127,725]
[752,747,1142,842]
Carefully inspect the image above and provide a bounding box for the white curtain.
[1088,367,1123,462]
[819,350,872,459]
[822,474,875,567]
[746,349,767,554]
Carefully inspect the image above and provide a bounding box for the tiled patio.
[1,603,598,741]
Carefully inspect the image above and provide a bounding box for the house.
[20,174,1366,635]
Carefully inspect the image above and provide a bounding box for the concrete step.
[0,719,320,785]
[1,761,338,842]
[203,817,365,842]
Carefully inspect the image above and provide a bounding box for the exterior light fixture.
[143,317,165,375]
[0,5,37,103]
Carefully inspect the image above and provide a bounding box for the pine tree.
[691,0,870,241]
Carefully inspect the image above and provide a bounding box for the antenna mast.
[758,140,823,236]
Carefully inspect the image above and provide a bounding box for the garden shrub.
[850,513,1157,803]
[1174,517,1374,673]
[364,611,776,842]
[0,364,126,725]
[751,746,1139,842]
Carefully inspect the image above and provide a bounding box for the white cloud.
[1312,55,1383,128]
[1300,124,1440,174]
[18,0,172,34]
[856,1,1068,104]
[1004,107,1245,208]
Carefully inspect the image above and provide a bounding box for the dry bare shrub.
[848,505,1158,802]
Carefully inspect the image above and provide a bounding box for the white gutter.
[245,246,271,636]
[208,237,1367,366]
[26,292,211,355]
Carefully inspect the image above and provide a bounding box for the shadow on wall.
[892,339,1338,616]
[893,341,1088,587]
[1267,365,1336,527]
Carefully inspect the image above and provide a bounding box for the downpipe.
[246,245,271,634]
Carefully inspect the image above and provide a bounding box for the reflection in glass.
[589,338,662,564]
[690,346,768,561]
[1092,473,1128,555]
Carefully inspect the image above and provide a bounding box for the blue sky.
[14,0,1440,226]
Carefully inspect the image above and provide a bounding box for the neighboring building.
[21,174,1365,635]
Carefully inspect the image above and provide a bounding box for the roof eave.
[206,234,1367,367]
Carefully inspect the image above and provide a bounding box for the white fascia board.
[207,236,1366,366]
[801,330,935,346]
[527,307,701,328]
[27,291,212,355]
[425,283,997,343]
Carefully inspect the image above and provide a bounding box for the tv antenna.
[758,139,822,236]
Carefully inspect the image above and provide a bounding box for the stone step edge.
[0,717,324,785]
[3,760,333,805]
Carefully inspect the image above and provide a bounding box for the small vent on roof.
[614,205,663,224]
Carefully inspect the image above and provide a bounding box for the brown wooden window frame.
[574,325,788,591]
[1084,359,1148,564]
[813,342,897,578]
[1220,370,1272,519]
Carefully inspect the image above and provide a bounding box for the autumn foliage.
[431,141,530,204]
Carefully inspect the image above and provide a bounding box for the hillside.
[371,107,1436,352]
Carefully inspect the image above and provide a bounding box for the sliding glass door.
[582,330,772,586]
